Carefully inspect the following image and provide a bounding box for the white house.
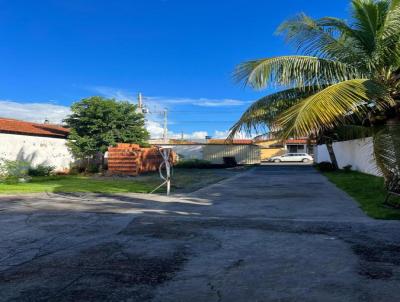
[0,118,74,172]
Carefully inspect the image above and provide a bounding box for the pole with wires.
[163,108,168,143]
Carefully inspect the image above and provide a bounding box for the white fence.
[315,137,380,176]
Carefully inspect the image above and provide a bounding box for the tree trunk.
[326,141,339,170]
[100,153,105,172]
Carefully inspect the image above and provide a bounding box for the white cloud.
[145,119,165,138]
[88,86,135,102]
[0,100,70,124]
[213,130,251,139]
[147,96,247,107]
[146,119,208,140]
[88,86,248,108]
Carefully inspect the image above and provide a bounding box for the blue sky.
[0,0,350,139]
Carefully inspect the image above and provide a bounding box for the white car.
[269,153,313,163]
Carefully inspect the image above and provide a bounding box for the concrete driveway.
[1,166,400,301]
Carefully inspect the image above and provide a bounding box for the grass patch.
[0,175,155,194]
[323,170,400,220]
[0,168,247,195]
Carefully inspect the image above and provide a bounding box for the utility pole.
[137,92,143,113]
[163,109,168,143]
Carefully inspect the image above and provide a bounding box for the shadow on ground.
[1,166,400,301]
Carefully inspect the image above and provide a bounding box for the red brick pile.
[107,143,175,176]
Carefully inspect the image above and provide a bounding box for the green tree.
[230,0,400,175]
[64,96,149,167]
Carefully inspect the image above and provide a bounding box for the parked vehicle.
[269,153,313,163]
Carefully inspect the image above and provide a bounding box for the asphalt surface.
[1,166,400,301]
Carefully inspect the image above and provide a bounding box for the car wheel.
[302,158,309,163]
[274,159,281,163]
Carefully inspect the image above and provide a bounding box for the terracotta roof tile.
[0,118,69,138]
[208,139,253,145]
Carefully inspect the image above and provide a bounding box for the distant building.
[254,134,315,161]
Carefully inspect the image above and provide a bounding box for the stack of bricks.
[107,143,141,176]
[107,143,176,176]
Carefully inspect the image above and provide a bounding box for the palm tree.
[230,0,400,175]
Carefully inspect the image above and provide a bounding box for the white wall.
[160,145,204,160]
[0,133,74,172]
[315,137,380,176]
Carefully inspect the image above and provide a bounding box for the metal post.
[138,93,143,111]
[163,109,168,144]
[149,147,173,195]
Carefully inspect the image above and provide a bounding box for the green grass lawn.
[0,167,247,195]
[323,170,400,220]
[0,175,155,194]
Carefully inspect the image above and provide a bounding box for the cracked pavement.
[1,166,400,301]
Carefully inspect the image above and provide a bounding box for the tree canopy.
[64,96,149,159]
[230,0,400,139]
[230,0,400,179]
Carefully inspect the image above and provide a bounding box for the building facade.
[0,118,73,172]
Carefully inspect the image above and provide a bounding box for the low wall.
[0,133,74,172]
[315,137,380,176]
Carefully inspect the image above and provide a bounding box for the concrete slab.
[1,166,400,301]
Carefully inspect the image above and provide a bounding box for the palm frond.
[373,123,400,183]
[277,14,366,63]
[351,0,389,54]
[375,0,400,67]
[335,124,376,140]
[276,79,394,138]
[380,0,400,39]
[227,86,321,140]
[234,56,360,90]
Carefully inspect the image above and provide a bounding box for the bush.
[0,159,30,183]
[175,159,215,169]
[86,162,100,173]
[315,161,336,172]
[28,164,55,177]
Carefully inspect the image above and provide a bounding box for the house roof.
[207,139,254,145]
[0,118,70,138]
[285,139,313,144]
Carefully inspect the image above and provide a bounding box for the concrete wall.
[259,148,285,160]
[315,137,380,176]
[0,133,74,172]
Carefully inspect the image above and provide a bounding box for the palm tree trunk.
[326,141,339,170]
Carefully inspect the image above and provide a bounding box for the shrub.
[68,165,82,175]
[315,161,336,172]
[28,164,55,177]
[86,162,100,173]
[342,165,352,173]
[0,159,30,183]
[175,159,214,169]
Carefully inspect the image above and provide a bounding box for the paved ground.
[1,166,400,301]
